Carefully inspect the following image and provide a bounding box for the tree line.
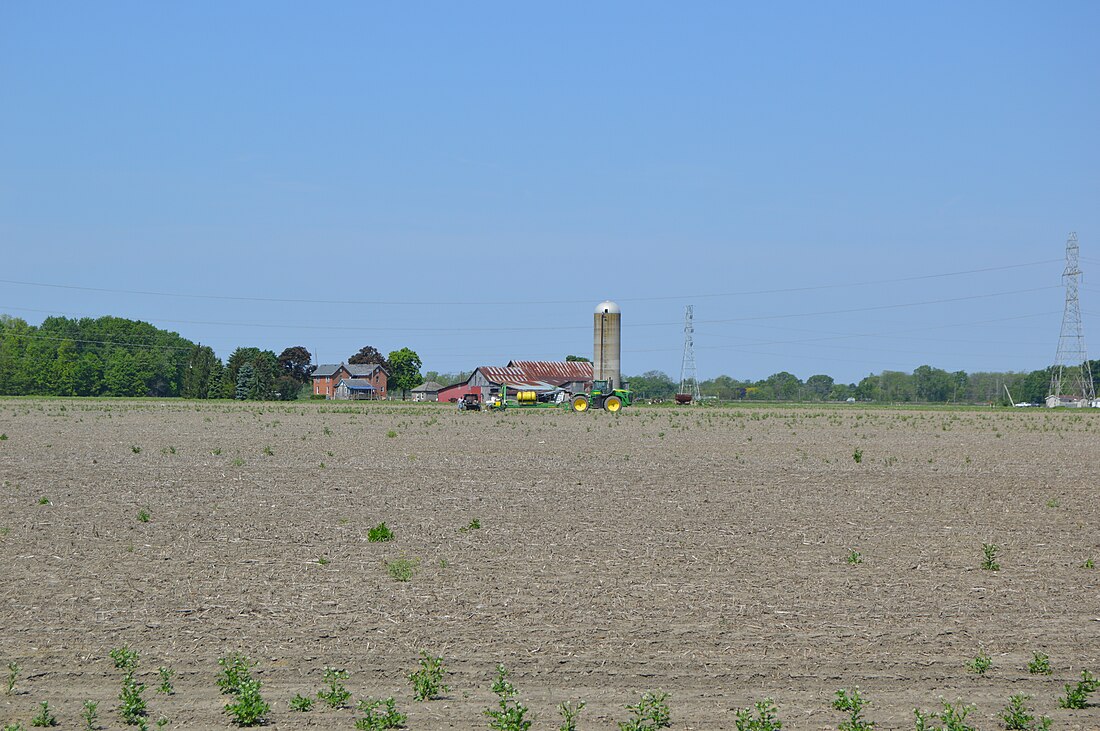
[0,315,427,400]
[2,312,1093,404]
[627,363,1100,405]
[0,315,197,397]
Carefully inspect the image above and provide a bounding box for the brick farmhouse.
[311,362,389,400]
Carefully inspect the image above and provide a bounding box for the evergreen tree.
[225,347,278,400]
[249,353,276,400]
[182,344,221,399]
[235,363,255,400]
[181,345,204,399]
[225,347,262,391]
[206,359,223,399]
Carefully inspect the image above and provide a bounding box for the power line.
[1,312,1064,372]
[700,311,1058,348]
[690,286,1058,325]
[418,310,1058,360]
[0,333,196,353]
[0,258,1060,307]
[622,311,1057,354]
[0,285,1059,334]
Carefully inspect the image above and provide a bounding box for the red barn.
[435,361,593,403]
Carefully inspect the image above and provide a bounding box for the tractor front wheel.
[571,395,589,412]
[604,395,622,412]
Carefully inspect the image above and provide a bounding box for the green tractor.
[570,379,632,412]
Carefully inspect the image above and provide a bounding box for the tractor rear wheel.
[571,394,589,412]
[604,395,622,412]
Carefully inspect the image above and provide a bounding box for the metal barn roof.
[506,361,593,379]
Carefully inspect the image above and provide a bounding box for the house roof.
[506,360,593,380]
[313,362,387,378]
[411,381,445,393]
[338,379,375,391]
[348,363,386,377]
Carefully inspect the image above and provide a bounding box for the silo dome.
[595,300,621,314]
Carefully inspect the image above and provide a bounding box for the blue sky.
[2,3,1098,383]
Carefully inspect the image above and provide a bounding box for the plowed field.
[1,399,1098,729]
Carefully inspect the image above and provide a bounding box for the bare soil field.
[1,399,1098,730]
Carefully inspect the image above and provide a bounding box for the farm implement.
[487,380,634,413]
[487,387,568,411]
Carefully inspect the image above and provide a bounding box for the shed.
[411,381,445,402]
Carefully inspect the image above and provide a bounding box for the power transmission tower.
[678,305,702,401]
[1049,232,1095,405]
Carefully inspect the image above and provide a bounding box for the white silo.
[593,300,621,389]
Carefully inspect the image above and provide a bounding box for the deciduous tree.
[764,371,802,400]
[349,345,389,371]
[625,371,677,401]
[805,374,834,400]
[278,346,315,383]
[387,347,423,400]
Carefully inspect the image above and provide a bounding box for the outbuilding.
[435,361,593,403]
[411,381,445,402]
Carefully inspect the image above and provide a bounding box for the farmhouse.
[435,360,592,403]
[312,362,389,400]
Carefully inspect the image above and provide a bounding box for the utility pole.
[678,305,702,402]
[1050,232,1095,405]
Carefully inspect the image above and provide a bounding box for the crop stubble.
[0,400,1098,728]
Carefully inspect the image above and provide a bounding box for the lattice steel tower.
[678,305,702,401]
[1050,232,1095,403]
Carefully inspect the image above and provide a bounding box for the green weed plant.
[408,652,449,701]
[618,691,671,730]
[354,697,407,730]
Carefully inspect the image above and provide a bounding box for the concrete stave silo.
[593,300,621,389]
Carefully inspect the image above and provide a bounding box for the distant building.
[435,361,593,403]
[411,381,445,402]
[1045,394,1099,408]
[312,363,388,399]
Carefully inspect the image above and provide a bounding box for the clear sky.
[2,3,1098,383]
